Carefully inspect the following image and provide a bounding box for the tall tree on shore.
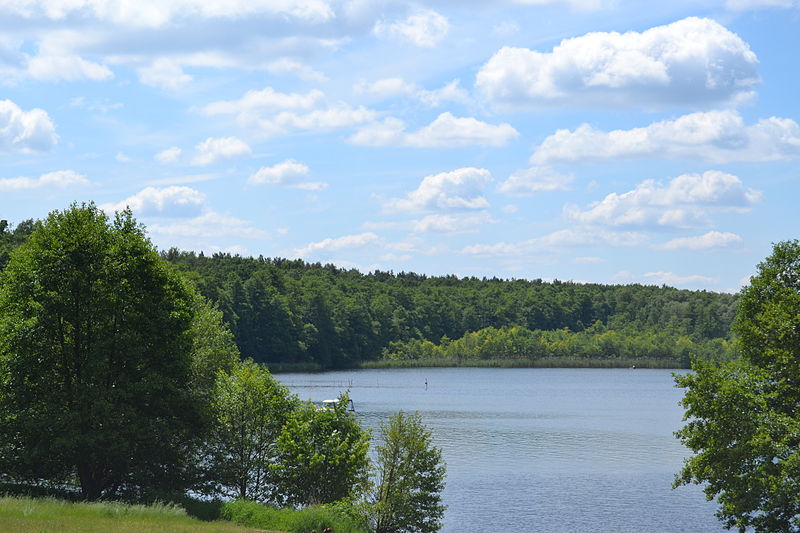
[373,411,446,533]
[0,204,204,500]
[675,240,800,532]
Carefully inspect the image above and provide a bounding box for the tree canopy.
[0,204,205,500]
[676,240,800,532]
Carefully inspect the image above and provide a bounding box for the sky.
[1,0,799,292]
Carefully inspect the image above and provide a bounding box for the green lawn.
[0,496,280,533]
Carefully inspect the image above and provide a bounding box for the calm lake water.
[277,368,725,533]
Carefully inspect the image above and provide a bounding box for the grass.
[0,496,278,533]
[221,499,369,533]
[359,357,682,369]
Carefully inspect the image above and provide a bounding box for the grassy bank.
[0,496,274,533]
[359,357,682,369]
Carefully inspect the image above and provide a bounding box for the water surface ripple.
[278,367,724,533]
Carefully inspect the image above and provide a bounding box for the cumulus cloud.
[416,79,470,107]
[203,87,325,115]
[726,0,797,9]
[148,210,268,238]
[656,231,743,250]
[354,78,470,107]
[476,17,759,109]
[100,186,206,217]
[532,110,800,164]
[192,136,251,166]
[383,168,492,213]
[264,59,327,82]
[0,0,336,28]
[350,113,518,148]
[615,270,718,287]
[0,99,58,153]
[28,53,113,81]
[204,88,375,138]
[374,9,449,47]
[155,146,182,164]
[411,212,496,233]
[0,170,89,191]
[294,232,381,258]
[497,167,573,196]
[137,58,192,90]
[461,228,647,256]
[565,170,761,229]
[249,159,327,190]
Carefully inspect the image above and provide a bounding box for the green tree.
[675,240,800,532]
[0,204,202,500]
[373,411,446,533]
[203,359,298,501]
[272,393,371,507]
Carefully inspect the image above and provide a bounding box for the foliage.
[220,498,369,533]
[203,360,299,501]
[0,496,257,533]
[382,324,735,368]
[0,204,202,500]
[676,240,800,532]
[373,411,446,533]
[272,393,372,507]
[160,250,738,369]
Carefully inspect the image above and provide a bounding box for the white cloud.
[0,0,336,28]
[354,78,470,107]
[115,152,132,162]
[384,167,492,213]
[656,231,743,250]
[294,232,381,258]
[100,186,206,217]
[411,212,496,233]
[0,170,89,191]
[0,99,58,153]
[203,87,325,115]
[355,77,416,99]
[192,136,251,166]
[476,17,759,109]
[573,256,604,264]
[148,210,268,238]
[374,9,449,48]
[137,58,192,90]
[416,79,470,107]
[532,110,800,164]
[351,112,518,148]
[249,159,327,190]
[498,167,573,196]
[461,228,647,256]
[726,0,797,9]
[565,170,761,229]
[615,270,718,287]
[264,59,327,82]
[28,53,113,81]
[155,146,182,164]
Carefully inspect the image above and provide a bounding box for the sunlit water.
[277,368,724,533]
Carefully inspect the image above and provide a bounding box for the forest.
[1,218,739,370]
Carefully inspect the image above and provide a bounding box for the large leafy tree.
[272,393,371,507]
[203,359,298,501]
[0,204,203,500]
[675,240,800,532]
[373,411,446,533]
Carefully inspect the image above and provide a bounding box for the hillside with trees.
[1,218,739,370]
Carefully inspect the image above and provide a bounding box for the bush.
[221,499,369,533]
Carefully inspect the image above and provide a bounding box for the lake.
[277,367,724,533]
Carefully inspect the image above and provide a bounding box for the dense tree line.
[161,249,737,368]
[2,218,738,369]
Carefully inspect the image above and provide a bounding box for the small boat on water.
[321,398,356,412]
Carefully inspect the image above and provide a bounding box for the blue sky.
[1,0,799,291]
